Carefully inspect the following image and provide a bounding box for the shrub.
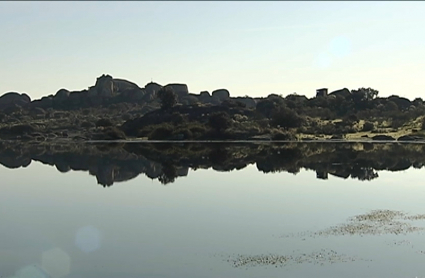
[175,128,193,139]
[172,112,186,125]
[81,121,95,128]
[95,118,113,128]
[270,107,304,129]
[208,112,231,133]
[362,121,374,132]
[101,127,126,140]
[272,131,296,140]
[149,126,173,140]
[121,113,132,121]
[4,124,36,135]
[157,87,177,110]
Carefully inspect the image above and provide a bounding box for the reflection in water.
[5,247,71,278]
[75,225,102,253]
[1,141,425,186]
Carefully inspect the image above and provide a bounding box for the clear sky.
[1,1,424,100]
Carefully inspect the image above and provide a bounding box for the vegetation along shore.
[1,74,425,142]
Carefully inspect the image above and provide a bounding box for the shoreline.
[2,138,425,144]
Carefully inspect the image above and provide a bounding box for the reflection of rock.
[1,142,425,185]
[316,171,328,180]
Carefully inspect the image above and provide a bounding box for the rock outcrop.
[212,89,230,101]
[0,92,31,110]
[144,82,162,101]
[329,88,351,98]
[165,83,189,100]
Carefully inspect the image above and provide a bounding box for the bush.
[121,113,132,121]
[81,121,95,128]
[272,131,296,140]
[2,124,37,135]
[362,121,374,132]
[270,107,304,129]
[157,87,177,110]
[391,118,406,129]
[175,128,193,139]
[95,118,113,128]
[208,112,231,133]
[149,126,173,140]
[172,112,186,125]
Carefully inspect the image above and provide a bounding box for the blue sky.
[1,1,424,100]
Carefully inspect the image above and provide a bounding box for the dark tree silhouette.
[351,87,379,110]
[157,87,177,110]
[208,112,231,133]
[158,163,177,185]
[270,107,304,129]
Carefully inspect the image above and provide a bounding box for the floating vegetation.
[226,210,425,269]
[405,214,425,221]
[282,210,425,238]
[227,249,365,268]
[386,239,413,247]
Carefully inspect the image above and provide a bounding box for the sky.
[1,1,425,100]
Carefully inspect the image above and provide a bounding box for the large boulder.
[144,82,162,100]
[0,92,31,110]
[232,97,256,108]
[95,74,114,98]
[68,91,85,107]
[113,78,140,92]
[31,96,53,109]
[197,91,214,105]
[113,78,145,101]
[212,89,230,100]
[53,88,70,107]
[165,83,189,99]
[329,88,351,98]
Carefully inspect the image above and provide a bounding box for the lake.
[1,142,425,278]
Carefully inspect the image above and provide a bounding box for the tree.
[157,87,177,110]
[352,87,378,102]
[270,107,304,129]
[208,112,231,133]
[351,87,379,110]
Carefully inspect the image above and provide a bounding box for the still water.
[1,143,425,278]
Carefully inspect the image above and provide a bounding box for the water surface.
[1,143,425,278]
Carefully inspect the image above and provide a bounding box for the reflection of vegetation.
[2,142,425,186]
[158,163,177,185]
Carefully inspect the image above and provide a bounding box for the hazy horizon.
[1,1,424,100]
